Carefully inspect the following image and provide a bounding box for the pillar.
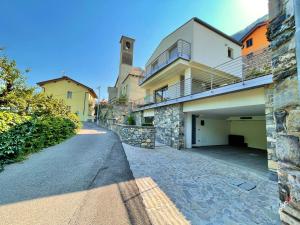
[184,67,192,96]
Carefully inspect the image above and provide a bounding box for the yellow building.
[37,76,97,121]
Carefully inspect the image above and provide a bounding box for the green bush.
[0,111,80,169]
[127,115,136,125]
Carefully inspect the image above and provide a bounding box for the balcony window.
[169,44,178,61]
[154,86,168,103]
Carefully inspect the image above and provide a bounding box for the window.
[246,38,253,48]
[152,60,159,71]
[154,86,168,103]
[169,44,178,60]
[227,47,233,59]
[67,91,72,99]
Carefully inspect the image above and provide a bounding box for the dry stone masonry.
[115,124,155,149]
[154,104,184,149]
[268,0,300,223]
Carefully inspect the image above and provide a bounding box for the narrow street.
[0,123,150,225]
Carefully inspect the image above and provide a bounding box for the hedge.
[0,111,80,169]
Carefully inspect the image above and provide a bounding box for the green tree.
[0,56,34,114]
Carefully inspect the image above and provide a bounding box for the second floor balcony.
[139,39,191,85]
[132,47,272,110]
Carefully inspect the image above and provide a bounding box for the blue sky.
[0,0,268,99]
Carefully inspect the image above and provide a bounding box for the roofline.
[192,17,242,46]
[37,76,98,98]
[120,35,135,43]
[240,21,269,42]
[121,73,143,85]
[146,17,242,66]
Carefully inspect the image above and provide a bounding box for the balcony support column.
[184,68,192,96]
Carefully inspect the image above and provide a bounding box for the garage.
[183,87,268,174]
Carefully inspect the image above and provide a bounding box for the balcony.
[139,39,191,85]
[132,47,272,111]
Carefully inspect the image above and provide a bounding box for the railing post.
[210,74,213,92]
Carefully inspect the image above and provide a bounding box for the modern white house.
[132,17,275,175]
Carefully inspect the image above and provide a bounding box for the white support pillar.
[184,112,192,148]
[184,67,192,96]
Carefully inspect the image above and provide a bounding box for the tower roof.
[120,35,135,43]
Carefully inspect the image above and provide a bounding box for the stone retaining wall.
[154,103,184,149]
[115,124,155,149]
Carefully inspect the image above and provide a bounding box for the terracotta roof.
[37,76,98,98]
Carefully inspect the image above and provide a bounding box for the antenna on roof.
[61,70,66,77]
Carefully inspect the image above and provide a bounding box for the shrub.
[0,111,80,169]
[127,115,136,125]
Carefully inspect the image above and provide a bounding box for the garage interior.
[186,104,268,176]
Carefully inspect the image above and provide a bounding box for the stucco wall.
[192,21,241,68]
[229,119,267,150]
[183,87,265,112]
[41,80,95,121]
[242,24,269,55]
[195,118,229,146]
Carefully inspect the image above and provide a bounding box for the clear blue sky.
[1,0,268,99]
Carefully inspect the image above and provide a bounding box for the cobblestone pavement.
[123,143,280,225]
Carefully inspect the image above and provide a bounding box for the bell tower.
[120,36,134,66]
[117,36,135,87]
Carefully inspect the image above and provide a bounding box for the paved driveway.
[0,123,150,225]
[123,143,280,225]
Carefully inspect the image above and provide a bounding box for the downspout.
[83,92,87,119]
[294,0,300,97]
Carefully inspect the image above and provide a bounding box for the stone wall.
[115,124,155,149]
[133,111,143,126]
[268,0,300,223]
[154,103,184,149]
[265,84,278,179]
[243,48,272,79]
[99,104,129,128]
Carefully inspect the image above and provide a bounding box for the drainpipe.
[294,0,300,97]
[83,92,87,118]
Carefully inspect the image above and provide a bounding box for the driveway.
[0,123,150,225]
[123,143,280,225]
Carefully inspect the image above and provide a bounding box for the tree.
[0,56,33,114]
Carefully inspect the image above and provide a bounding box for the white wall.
[195,118,230,146]
[146,20,194,67]
[184,113,193,148]
[192,22,241,68]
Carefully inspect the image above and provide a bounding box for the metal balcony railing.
[139,39,191,85]
[132,47,272,110]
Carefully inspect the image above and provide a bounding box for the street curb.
[122,143,191,225]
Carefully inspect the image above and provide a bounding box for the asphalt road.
[0,123,150,225]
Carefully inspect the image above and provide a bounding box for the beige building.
[108,36,145,104]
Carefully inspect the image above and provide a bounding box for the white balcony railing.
[139,39,191,85]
